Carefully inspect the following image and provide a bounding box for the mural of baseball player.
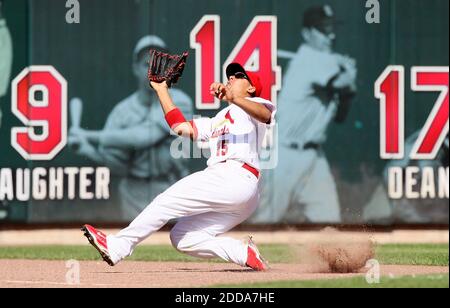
[69,35,193,220]
[364,133,449,224]
[0,0,13,128]
[254,5,357,223]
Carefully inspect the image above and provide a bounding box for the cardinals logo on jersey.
[211,110,235,138]
[225,110,235,124]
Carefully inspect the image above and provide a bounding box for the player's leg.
[297,153,342,223]
[169,197,258,267]
[105,162,259,265]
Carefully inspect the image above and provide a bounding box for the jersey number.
[217,139,229,157]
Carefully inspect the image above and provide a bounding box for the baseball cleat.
[81,224,115,266]
[246,236,269,271]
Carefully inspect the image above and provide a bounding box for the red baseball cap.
[226,63,263,97]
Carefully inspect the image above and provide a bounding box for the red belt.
[242,163,260,179]
[242,164,259,179]
[219,161,260,179]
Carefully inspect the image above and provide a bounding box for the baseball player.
[69,36,193,220]
[0,0,13,129]
[254,5,357,223]
[82,62,275,271]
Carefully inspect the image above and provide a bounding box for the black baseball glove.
[148,49,189,88]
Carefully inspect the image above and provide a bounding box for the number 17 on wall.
[375,66,449,160]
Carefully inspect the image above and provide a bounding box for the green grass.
[377,244,449,266]
[0,244,448,266]
[0,245,196,262]
[216,274,449,288]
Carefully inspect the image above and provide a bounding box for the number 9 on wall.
[11,66,68,161]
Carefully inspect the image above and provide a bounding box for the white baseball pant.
[107,160,259,266]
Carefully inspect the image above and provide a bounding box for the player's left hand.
[210,82,230,101]
[150,80,169,92]
[210,82,241,103]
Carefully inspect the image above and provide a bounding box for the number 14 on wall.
[190,15,281,110]
[375,66,449,161]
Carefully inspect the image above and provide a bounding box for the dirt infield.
[0,260,447,288]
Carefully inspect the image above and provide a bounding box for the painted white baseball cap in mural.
[133,35,167,60]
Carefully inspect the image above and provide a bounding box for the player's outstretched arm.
[151,81,196,139]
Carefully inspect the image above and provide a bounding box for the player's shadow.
[176,268,254,273]
[92,268,253,274]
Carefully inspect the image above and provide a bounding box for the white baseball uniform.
[254,44,343,223]
[106,97,275,265]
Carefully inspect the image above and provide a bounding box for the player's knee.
[170,229,189,252]
[170,229,209,253]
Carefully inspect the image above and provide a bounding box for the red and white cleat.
[81,224,115,266]
[246,237,269,271]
